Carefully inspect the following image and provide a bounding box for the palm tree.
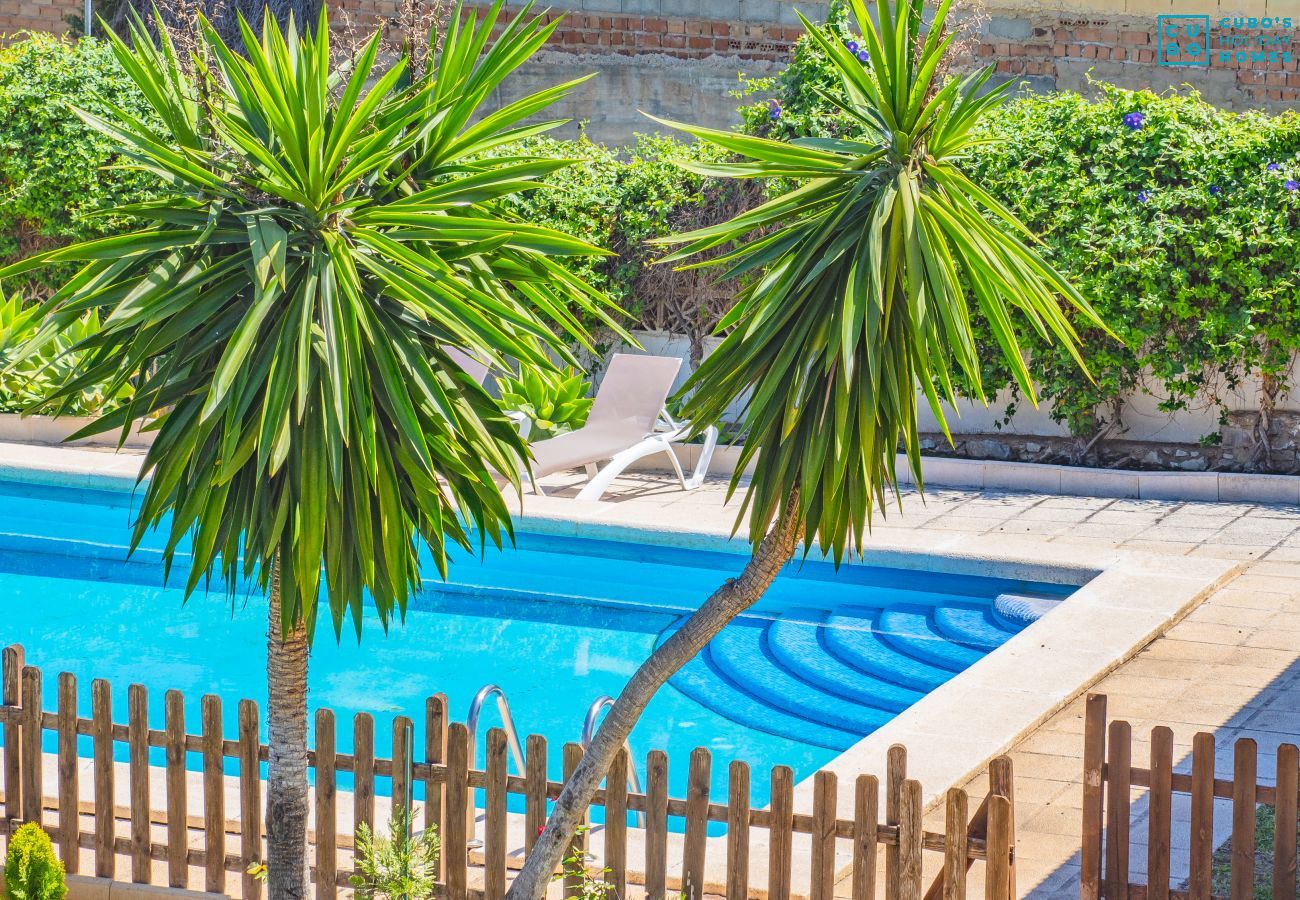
[0,3,624,897]
[507,0,1106,895]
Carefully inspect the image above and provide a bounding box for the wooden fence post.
[20,666,41,827]
[682,747,711,900]
[483,728,508,900]
[984,795,1012,900]
[768,765,794,900]
[392,715,413,825]
[314,708,336,900]
[988,757,1015,900]
[810,770,837,900]
[238,699,262,900]
[91,679,114,879]
[726,760,750,900]
[1080,693,1107,900]
[605,746,629,897]
[1188,731,1215,900]
[1230,738,1258,900]
[424,693,448,867]
[353,713,375,837]
[2,645,24,831]
[942,788,968,900]
[645,750,668,899]
[1274,743,1298,900]
[897,779,923,900]
[562,743,587,898]
[164,690,188,888]
[523,733,547,857]
[886,743,907,897]
[127,684,150,883]
[201,695,225,895]
[852,774,879,900]
[1148,726,1174,900]
[444,722,469,899]
[56,672,78,873]
[1104,719,1132,898]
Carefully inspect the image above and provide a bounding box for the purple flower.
[1286,180,1299,192]
[845,40,859,52]
[857,49,870,63]
[1266,162,1281,172]
[1122,111,1145,130]
[1208,185,1221,195]
[1137,190,1151,203]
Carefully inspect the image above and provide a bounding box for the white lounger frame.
[536,411,719,502]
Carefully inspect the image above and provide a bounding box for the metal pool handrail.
[582,696,645,826]
[465,684,526,846]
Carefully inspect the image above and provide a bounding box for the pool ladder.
[462,688,646,845]
[465,684,526,847]
[583,696,645,826]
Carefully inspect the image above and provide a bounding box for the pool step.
[658,627,863,751]
[663,598,1027,747]
[820,606,953,692]
[766,609,924,712]
[932,603,1020,651]
[704,618,895,733]
[876,606,985,672]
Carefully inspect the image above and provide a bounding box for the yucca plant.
[509,0,1106,894]
[496,364,593,437]
[0,3,625,896]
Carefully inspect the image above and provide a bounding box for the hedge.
[737,9,1300,438]
[0,34,161,294]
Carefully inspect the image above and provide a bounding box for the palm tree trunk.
[506,490,803,900]
[266,562,312,899]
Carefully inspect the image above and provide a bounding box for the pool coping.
[0,441,1243,895]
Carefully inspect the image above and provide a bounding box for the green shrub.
[965,84,1300,436]
[0,289,131,417]
[739,19,1300,440]
[495,133,758,344]
[3,823,67,900]
[0,34,161,293]
[349,808,440,900]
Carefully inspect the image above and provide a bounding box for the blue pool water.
[0,476,1072,819]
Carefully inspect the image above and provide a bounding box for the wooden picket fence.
[0,645,1016,899]
[1080,693,1299,900]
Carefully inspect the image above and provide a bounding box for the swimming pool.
[0,475,1072,814]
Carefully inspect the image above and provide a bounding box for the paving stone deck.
[529,472,1300,899]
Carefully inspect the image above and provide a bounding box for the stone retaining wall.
[919,408,1300,475]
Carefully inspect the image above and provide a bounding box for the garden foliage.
[2,823,67,900]
[2,17,1299,443]
[736,9,1300,437]
[0,35,161,293]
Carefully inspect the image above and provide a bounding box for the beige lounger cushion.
[529,354,682,478]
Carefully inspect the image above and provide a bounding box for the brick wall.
[1,0,79,39]
[972,10,1300,106]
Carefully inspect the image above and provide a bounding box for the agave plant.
[0,2,626,895]
[509,0,1106,895]
[496,364,593,437]
[0,290,127,417]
